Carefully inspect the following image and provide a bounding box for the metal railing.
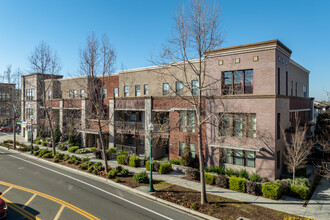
[115,121,145,132]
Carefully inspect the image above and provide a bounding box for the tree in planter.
[282,114,313,185]
[181,135,194,167]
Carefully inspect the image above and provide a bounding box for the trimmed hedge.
[117,155,126,165]
[133,171,149,183]
[215,175,229,188]
[291,185,310,199]
[75,148,91,154]
[68,146,79,153]
[159,163,171,174]
[205,173,215,185]
[262,182,282,200]
[229,176,247,193]
[129,156,139,167]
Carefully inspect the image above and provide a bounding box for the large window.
[0,93,10,101]
[26,89,34,100]
[68,90,72,98]
[176,81,183,95]
[226,149,255,167]
[135,85,141,96]
[144,84,148,95]
[179,142,196,158]
[48,91,52,99]
[219,113,256,138]
[80,89,85,98]
[163,83,169,96]
[73,90,77,98]
[222,70,253,95]
[192,80,198,95]
[114,88,118,97]
[180,111,195,133]
[26,108,34,119]
[124,86,129,97]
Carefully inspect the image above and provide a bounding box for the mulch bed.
[153,185,298,220]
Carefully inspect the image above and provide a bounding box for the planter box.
[171,164,190,173]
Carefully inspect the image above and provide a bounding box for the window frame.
[176,81,183,95]
[80,89,85,98]
[135,85,141,97]
[192,80,199,96]
[222,69,253,95]
[219,113,256,138]
[225,149,256,168]
[179,111,195,133]
[124,86,129,97]
[144,84,148,95]
[114,88,118,97]
[163,83,169,96]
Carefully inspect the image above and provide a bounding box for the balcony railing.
[115,144,137,155]
[115,121,145,132]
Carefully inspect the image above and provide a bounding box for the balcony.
[115,121,145,134]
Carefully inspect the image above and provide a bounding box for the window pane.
[233,114,243,137]
[247,114,256,138]
[245,151,255,167]
[179,112,187,132]
[244,70,253,94]
[135,85,141,96]
[190,143,196,158]
[114,88,118,97]
[192,80,198,95]
[188,112,195,133]
[234,150,243,165]
[80,89,85,98]
[144,84,148,95]
[226,149,233,164]
[163,83,169,96]
[233,71,243,94]
[179,142,186,156]
[124,86,129,97]
[176,81,183,95]
[223,71,232,95]
[219,114,230,136]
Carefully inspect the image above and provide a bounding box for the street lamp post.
[148,123,155,192]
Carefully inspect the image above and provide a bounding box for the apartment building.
[0,83,18,126]
[20,40,312,180]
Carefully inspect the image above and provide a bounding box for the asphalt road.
[0,146,200,220]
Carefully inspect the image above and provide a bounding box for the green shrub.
[181,140,194,167]
[129,156,140,167]
[239,169,250,179]
[249,173,262,182]
[121,168,129,177]
[115,177,121,183]
[33,150,40,156]
[133,171,149,183]
[229,176,247,193]
[53,153,63,162]
[291,185,310,199]
[170,158,181,165]
[262,182,282,200]
[92,169,98,175]
[90,147,96,152]
[205,166,225,175]
[225,168,238,177]
[75,148,91,154]
[82,157,90,163]
[41,141,47,146]
[116,150,128,156]
[108,148,117,154]
[146,160,153,171]
[68,146,79,153]
[42,152,53,158]
[116,166,123,172]
[117,155,126,165]
[191,203,198,210]
[205,173,215,185]
[39,149,51,157]
[159,163,172,174]
[33,146,40,151]
[63,154,70,161]
[88,165,94,173]
[67,157,77,164]
[94,162,102,167]
[107,169,118,179]
[35,140,41,145]
[295,178,311,188]
[78,163,88,170]
[58,144,68,151]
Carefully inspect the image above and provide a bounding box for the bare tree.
[282,114,313,185]
[79,33,116,172]
[153,0,223,204]
[28,41,62,156]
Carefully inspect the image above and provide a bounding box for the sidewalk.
[1,133,329,219]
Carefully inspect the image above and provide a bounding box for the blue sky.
[0,0,329,100]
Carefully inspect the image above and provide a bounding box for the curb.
[0,146,219,220]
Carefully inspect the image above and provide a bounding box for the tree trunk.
[12,116,16,150]
[292,169,295,186]
[198,122,207,204]
[98,119,109,173]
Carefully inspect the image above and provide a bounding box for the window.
[278,56,281,62]
[277,151,280,170]
[286,71,288,96]
[135,85,141,96]
[124,86,129,97]
[144,84,148,95]
[80,89,85,98]
[163,83,169,96]
[114,88,118,97]
[235,58,240,63]
[218,60,223,65]
[180,111,195,133]
[291,81,293,96]
[222,70,253,95]
[226,149,255,168]
[26,108,34,119]
[68,90,72,98]
[179,142,186,156]
[73,90,77,98]
[192,80,198,95]
[253,56,259,62]
[26,89,34,100]
[176,81,183,95]
[48,91,52,99]
[303,85,307,98]
[295,82,297,96]
[0,93,9,101]
[277,68,280,95]
[277,113,281,140]
[99,89,107,99]
[190,143,196,158]
[179,142,196,158]
[219,113,256,138]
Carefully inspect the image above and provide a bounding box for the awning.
[209,143,260,152]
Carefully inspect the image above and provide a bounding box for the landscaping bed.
[153,185,300,220]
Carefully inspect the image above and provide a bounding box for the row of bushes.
[117,155,140,167]
[146,160,172,174]
[204,166,263,182]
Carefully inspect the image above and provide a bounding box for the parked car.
[0,192,7,219]
[0,126,12,132]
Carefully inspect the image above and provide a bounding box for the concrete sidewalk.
[1,133,329,219]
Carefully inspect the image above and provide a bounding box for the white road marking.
[8,154,174,220]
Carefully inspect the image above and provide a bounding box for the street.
[0,145,200,220]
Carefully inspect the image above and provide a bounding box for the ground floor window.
[179,142,196,158]
[225,149,255,167]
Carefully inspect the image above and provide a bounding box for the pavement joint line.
[54,204,65,220]
[1,196,41,220]
[22,193,37,209]
[0,180,100,220]
[0,146,218,220]
[1,186,12,196]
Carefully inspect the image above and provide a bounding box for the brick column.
[81,99,86,147]
[109,99,115,148]
[144,98,152,157]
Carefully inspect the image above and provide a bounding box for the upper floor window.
[68,90,72,98]
[176,81,183,95]
[48,91,52,99]
[219,113,256,138]
[80,89,85,98]
[114,88,118,97]
[192,80,198,96]
[163,83,169,96]
[73,90,77,98]
[303,85,307,98]
[0,92,10,101]
[26,108,34,119]
[222,70,253,95]
[179,111,195,133]
[102,89,107,98]
[124,86,129,97]
[26,89,34,100]
[135,85,141,96]
[144,84,148,95]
